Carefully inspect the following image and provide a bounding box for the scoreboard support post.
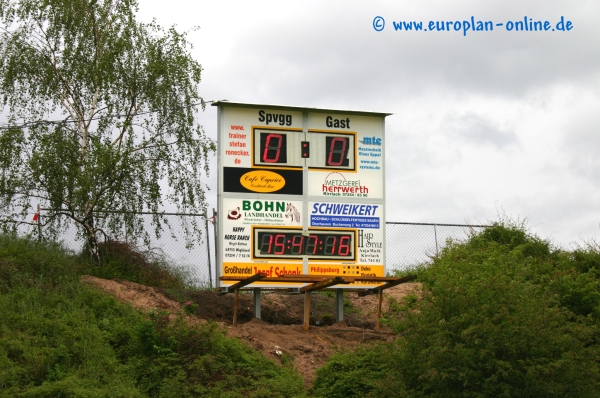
[253,288,261,320]
[304,292,310,331]
[336,289,344,322]
[376,289,383,331]
[233,288,239,326]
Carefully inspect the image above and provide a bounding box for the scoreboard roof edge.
[211,101,393,118]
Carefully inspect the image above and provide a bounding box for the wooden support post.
[300,277,349,293]
[357,275,417,297]
[376,288,383,331]
[304,291,310,331]
[233,288,239,327]
[218,273,267,295]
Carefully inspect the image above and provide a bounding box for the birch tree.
[0,0,214,263]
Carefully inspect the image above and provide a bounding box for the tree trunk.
[84,216,101,265]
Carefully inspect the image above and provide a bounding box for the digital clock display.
[253,128,355,170]
[252,228,356,260]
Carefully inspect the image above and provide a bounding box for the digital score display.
[253,129,355,171]
[259,132,287,164]
[252,227,356,260]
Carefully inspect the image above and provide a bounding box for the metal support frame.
[233,288,239,326]
[205,217,212,288]
[376,288,383,331]
[336,289,344,322]
[304,291,311,330]
[253,288,261,319]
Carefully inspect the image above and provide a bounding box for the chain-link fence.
[385,222,488,271]
[16,209,487,284]
[21,210,214,288]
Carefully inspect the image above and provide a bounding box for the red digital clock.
[252,227,356,260]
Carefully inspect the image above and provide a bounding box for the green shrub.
[0,235,305,397]
[311,344,394,398]
[81,240,194,290]
[312,222,600,398]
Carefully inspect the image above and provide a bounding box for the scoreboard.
[214,102,389,288]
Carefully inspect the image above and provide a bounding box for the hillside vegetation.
[0,235,305,397]
[3,222,600,397]
[311,222,600,397]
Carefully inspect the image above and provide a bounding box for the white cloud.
[137,0,600,246]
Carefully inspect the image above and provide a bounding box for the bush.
[0,235,305,397]
[82,240,194,290]
[311,344,393,398]
[312,222,600,397]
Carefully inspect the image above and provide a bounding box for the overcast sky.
[139,0,600,248]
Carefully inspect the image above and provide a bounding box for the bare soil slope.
[81,275,419,386]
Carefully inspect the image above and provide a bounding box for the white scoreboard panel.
[214,102,389,288]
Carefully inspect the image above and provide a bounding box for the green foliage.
[311,344,393,398]
[312,222,600,397]
[182,301,198,315]
[81,240,194,290]
[0,235,305,396]
[0,0,215,261]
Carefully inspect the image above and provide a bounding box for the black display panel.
[253,228,356,260]
[259,132,287,164]
[324,136,350,167]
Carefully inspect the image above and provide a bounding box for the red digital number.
[327,137,347,166]
[305,235,318,254]
[324,236,337,255]
[274,234,286,254]
[260,234,273,254]
[338,235,351,256]
[291,235,304,254]
[263,133,283,163]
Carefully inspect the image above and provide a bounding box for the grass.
[0,234,306,397]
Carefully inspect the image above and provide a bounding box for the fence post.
[205,215,212,289]
[434,224,439,256]
[213,208,218,288]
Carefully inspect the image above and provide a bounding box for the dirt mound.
[81,275,420,386]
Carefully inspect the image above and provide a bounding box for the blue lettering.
[462,20,470,36]
[393,21,422,31]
